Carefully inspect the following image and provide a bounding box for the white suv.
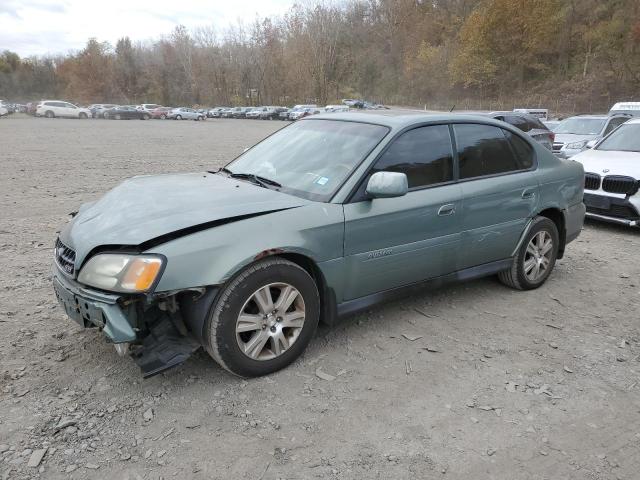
[36,101,91,119]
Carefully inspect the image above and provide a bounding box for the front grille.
[584,172,601,190]
[55,238,76,276]
[602,175,638,196]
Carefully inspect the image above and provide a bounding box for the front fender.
[146,203,345,292]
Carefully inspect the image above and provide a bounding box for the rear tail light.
[549,132,555,143]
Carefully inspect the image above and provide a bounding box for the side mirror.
[366,171,408,199]
[586,140,597,149]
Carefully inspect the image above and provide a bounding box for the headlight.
[78,254,164,293]
[565,140,588,150]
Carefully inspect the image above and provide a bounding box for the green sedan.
[52,113,585,377]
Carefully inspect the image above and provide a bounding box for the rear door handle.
[438,204,456,216]
[521,189,536,199]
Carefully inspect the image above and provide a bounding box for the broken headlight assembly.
[78,254,164,293]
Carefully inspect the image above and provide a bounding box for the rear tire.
[176,115,182,120]
[79,112,88,119]
[205,258,320,377]
[160,114,166,120]
[499,216,559,290]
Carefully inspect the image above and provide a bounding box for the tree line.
[1,0,639,115]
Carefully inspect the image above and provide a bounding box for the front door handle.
[438,204,456,216]
[521,189,536,199]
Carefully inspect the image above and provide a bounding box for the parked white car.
[573,118,640,227]
[245,107,264,119]
[553,114,631,158]
[36,100,91,119]
[0,102,8,117]
[167,108,206,121]
[324,105,350,113]
[287,104,318,120]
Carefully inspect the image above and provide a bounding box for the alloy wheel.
[523,231,553,282]
[235,283,306,361]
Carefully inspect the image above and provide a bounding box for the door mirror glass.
[366,171,408,199]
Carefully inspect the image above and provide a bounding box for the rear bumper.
[564,202,586,244]
[52,267,136,343]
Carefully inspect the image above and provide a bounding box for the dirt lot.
[1,115,639,480]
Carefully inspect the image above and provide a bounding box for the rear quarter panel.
[534,145,584,211]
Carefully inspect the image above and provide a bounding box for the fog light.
[114,343,130,356]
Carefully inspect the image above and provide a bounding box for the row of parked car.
[8,97,385,122]
[207,104,353,120]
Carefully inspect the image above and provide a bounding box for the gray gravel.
[1,115,639,479]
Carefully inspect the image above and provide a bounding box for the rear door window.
[454,124,522,179]
[503,130,535,169]
[503,115,530,132]
[526,116,547,131]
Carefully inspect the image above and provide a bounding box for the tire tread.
[499,216,558,291]
[206,258,316,376]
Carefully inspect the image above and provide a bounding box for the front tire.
[205,258,320,377]
[499,216,559,290]
[45,111,54,118]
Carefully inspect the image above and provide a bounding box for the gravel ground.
[0,114,639,480]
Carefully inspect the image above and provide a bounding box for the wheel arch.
[537,207,566,259]
[255,251,337,327]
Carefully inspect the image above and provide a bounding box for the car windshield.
[225,119,389,201]
[554,117,605,135]
[596,123,640,152]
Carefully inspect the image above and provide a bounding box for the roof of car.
[309,111,516,130]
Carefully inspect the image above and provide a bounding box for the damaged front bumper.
[53,267,136,343]
[52,266,206,377]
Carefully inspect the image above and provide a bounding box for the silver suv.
[553,114,631,158]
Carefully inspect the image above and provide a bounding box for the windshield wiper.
[213,167,282,189]
[227,172,282,189]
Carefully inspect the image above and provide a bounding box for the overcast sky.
[1,0,296,57]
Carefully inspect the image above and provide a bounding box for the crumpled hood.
[60,172,309,266]
[554,133,596,145]
[573,149,640,178]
